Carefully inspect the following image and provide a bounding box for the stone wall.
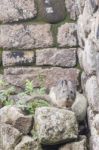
[0,0,86,89]
[77,0,99,149]
[0,0,99,150]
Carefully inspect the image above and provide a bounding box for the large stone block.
[57,23,78,47]
[3,51,35,67]
[0,24,53,49]
[0,0,37,23]
[4,67,80,88]
[37,0,66,23]
[35,107,78,145]
[0,106,33,134]
[0,123,22,150]
[36,48,77,67]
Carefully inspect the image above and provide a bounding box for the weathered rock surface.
[87,107,99,150]
[3,51,35,67]
[90,15,99,51]
[65,0,86,20]
[38,0,66,23]
[49,80,76,108]
[96,53,99,85]
[59,136,87,150]
[85,76,99,112]
[81,72,88,92]
[87,107,96,136]
[77,48,84,69]
[0,0,37,23]
[88,0,99,13]
[4,67,80,88]
[0,106,33,134]
[72,92,88,122]
[15,136,42,150]
[57,23,78,47]
[77,0,93,48]
[0,123,22,150]
[82,39,97,75]
[0,24,53,49]
[35,107,78,145]
[36,48,77,67]
[77,0,99,149]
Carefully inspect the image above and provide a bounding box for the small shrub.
[0,86,15,107]
[25,100,50,115]
[25,79,34,94]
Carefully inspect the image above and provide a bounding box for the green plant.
[37,87,46,95]
[0,86,15,106]
[25,79,34,94]
[25,100,50,115]
[3,99,14,106]
[0,79,5,86]
[4,86,16,95]
[25,79,46,95]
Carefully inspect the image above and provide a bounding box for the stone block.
[4,67,80,88]
[38,0,66,23]
[3,51,35,67]
[57,23,78,47]
[0,24,53,49]
[0,0,37,23]
[35,107,78,145]
[36,48,77,67]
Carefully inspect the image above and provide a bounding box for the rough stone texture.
[0,106,33,134]
[77,48,84,69]
[72,92,88,122]
[87,107,96,137]
[3,51,35,67]
[0,0,37,23]
[59,136,87,150]
[35,107,78,145]
[57,23,78,47]
[0,123,22,150]
[77,0,99,149]
[85,76,99,112]
[88,107,99,137]
[96,53,99,85]
[87,107,99,150]
[36,48,77,67]
[77,0,93,48]
[81,72,88,92]
[38,0,66,23]
[82,39,97,75]
[0,24,53,49]
[49,80,76,108]
[90,14,99,51]
[88,0,99,13]
[4,67,80,88]
[65,0,86,20]
[15,136,42,150]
